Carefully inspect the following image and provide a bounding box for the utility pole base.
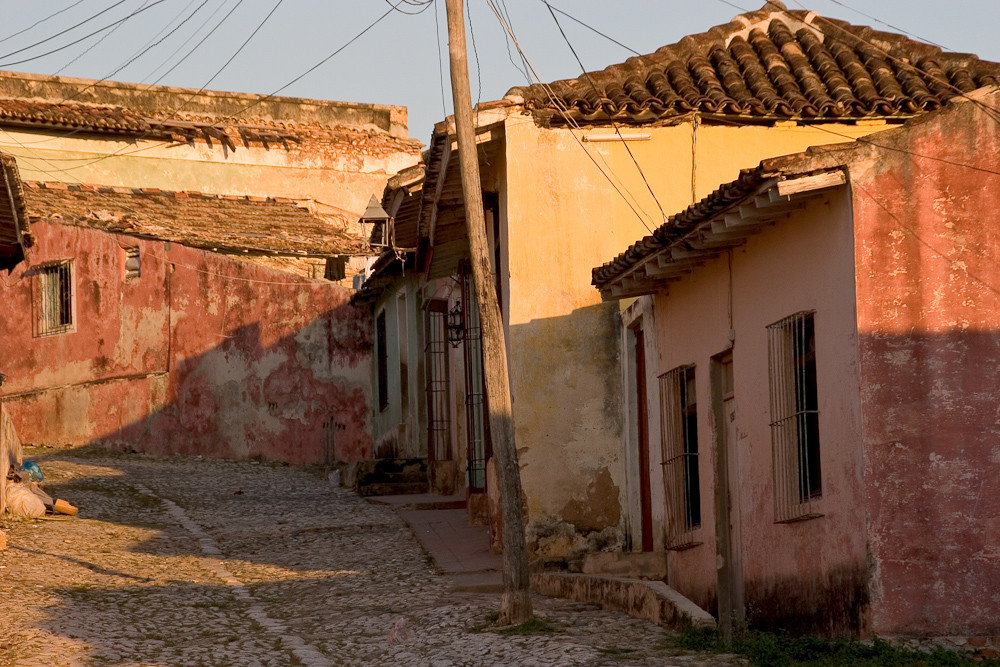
[499,590,533,626]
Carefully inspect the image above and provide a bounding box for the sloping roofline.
[592,88,999,297]
[0,152,28,271]
[506,0,1000,125]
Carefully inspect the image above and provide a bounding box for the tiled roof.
[508,1,1000,124]
[0,99,149,133]
[0,153,27,271]
[592,168,773,289]
[21,182,366,257]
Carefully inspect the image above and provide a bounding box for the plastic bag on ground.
[5,483,45,519]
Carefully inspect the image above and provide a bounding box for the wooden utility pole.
[445,0,532,625]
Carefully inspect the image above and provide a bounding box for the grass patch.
[467,611,559,636]
[495,617,558,636]
[599,645,641,658]
[663,627,998,666]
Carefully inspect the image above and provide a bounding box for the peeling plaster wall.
[848,96,1000,637]
[0,220,372,464]
[0,71,421,214]
[652,190,866,632]
[500,114,892,559]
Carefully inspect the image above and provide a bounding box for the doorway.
[633,324,654,552]
[712,352,744,639]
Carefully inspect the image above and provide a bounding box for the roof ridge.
[506,1,1000,123]
[23,180,319,210]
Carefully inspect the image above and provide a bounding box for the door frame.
[711,351,744,641]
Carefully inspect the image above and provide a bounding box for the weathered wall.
[0,71,421,214]
[501,114,892,558]
[0,220,372,464]
[652,189,866,632]
[849,94,1000,637]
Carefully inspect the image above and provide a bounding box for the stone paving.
[0,449,742,666]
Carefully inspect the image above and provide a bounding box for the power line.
[822,0,948,50]
[0,0,131,59]
[0,0,89,46]
[5,0,409,179]
[55,0,157,75]
[544,3,641,56]
[485,0,654,232]
[4,0,288,177]
[434,0,449,116]
[142,0,246,86]
[0,0,171,68]
[75,0,214,95]
[543,0,668,222]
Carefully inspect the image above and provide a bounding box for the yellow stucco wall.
[0,129,419,214]
[500,112,897,555]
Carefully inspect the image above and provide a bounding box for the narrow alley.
[0,450,734,667]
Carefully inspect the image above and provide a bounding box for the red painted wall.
[851,95,1000,636]
[0,220,372,464]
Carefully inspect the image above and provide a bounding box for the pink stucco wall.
[653,189,867,633]
[850,96,1000,637]
[0,220,372,464]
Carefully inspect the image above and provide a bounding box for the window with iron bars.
[659,364,701,548]
[37,261,74,336]
[767,311,823,522]
[376,310,388,411]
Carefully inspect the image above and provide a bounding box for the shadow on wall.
[505,301,626,560]
[5,301,373,465]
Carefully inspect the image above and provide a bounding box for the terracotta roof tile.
[508,2,1000,124]
[21,182,366,257]
[0,99,149,133]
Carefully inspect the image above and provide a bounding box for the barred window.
[659,364,701,548]
[37,261,74,336]
[376,310,388,411]
[767,311,822,522]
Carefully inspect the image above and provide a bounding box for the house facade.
[0,165,373,464]
[358,1,1000,560]
[593,88,1000,638]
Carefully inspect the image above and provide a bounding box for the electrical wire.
[3,0,288,177]
[544,3,641,56]
[0,0,131,59]
[0,0,171,68]
[466,0,483,106]
[543,0,668,222]
[142,0,239,84]
[485,0,654,232]
[0,0,90,46]
[55,0,156,75]
[434,0,449,117]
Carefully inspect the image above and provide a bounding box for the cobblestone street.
[0,449,738,667]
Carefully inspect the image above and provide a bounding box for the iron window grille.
[424,300,452,464]
[376,310,388,411]
[767,311,823,522]
[37,261,74,336]
[659,364,701,548]
[460,270,492,493]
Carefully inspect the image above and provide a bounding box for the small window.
[37,261,74,336]
[659,364,701,548]
[124,247,140,280]
[376,310,388,411]
[768,311,822,522]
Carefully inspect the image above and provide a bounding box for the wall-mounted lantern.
[447,301,464,348]
[360,194,392,250]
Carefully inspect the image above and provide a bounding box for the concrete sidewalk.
[368,494,503,592]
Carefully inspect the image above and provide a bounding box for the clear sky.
[2,0,999,145]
